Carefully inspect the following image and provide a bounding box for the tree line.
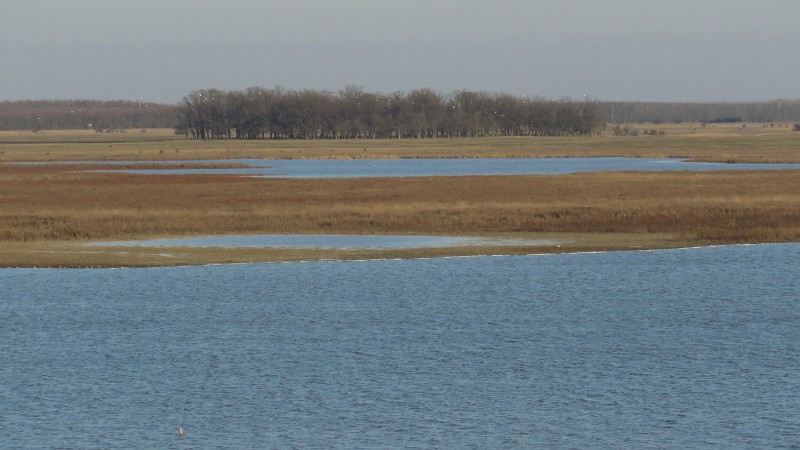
[0,100,179,131]
[178,86,606,140]
[598,100,800,124]
[3,95,800,133]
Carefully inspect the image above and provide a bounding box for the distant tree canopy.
[177,87,607,139]
[4,94,800,133]
[598,100,800,124]
[0,100,179,131]
[704,117,743,124]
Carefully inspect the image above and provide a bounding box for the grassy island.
[1,125,798,267]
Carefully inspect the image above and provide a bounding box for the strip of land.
[1,123,799,163]
[1,164,798,267]
[1,127,799,267]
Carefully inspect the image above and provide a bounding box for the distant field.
[1,127,798,266]
[0,124,798,163]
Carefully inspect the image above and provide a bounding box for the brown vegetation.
[1,124,799,163]
[1,162,799,266]
[2,129,799,266]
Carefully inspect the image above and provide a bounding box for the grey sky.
[2,0,798,102]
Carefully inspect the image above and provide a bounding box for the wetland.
[1,127,799,267]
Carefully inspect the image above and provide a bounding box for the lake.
[1,244,798,448]
[80,157,800,177]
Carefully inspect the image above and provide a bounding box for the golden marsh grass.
[1,124,799,163]
[1,164,799,266]
[1,127,799,266]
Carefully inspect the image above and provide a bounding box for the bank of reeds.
[2,164,799,246]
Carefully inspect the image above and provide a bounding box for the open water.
[80,157,800,178]
[1,244,798,448]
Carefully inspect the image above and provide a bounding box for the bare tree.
[178,86,609,140]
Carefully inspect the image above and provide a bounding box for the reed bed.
[2,165,798,246]
[2,129,799,266]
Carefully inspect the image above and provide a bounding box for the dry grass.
[0,125,799,163]
[2,128,799,266]
[2,165,796,239]
[1,163,799,266]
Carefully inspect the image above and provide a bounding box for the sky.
[2,0,799,103]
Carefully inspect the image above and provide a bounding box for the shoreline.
[0,233,791,269]
[2,241,793,270]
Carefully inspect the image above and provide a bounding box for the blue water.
[80,157,800,178]
[1,244,799,448]
[88,234,558,249]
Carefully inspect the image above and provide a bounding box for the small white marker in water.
[179,427,185,438]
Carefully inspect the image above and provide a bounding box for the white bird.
[179,427,185,438]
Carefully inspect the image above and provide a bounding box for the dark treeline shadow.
[598,100,800,124]
[0,100,179,131]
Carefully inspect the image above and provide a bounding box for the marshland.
[6,3,800,447]
[1,124,799,267]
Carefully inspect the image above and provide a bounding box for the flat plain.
[1,124,798,267]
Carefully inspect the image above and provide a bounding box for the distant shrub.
[708,117,743,124]
[794,123,800,131]
[612,124,642,136]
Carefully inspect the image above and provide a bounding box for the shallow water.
[88,234,558,249]
[72,157,800,177]
[1,244,798,448]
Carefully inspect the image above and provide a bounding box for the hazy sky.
[3,0,799,102]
